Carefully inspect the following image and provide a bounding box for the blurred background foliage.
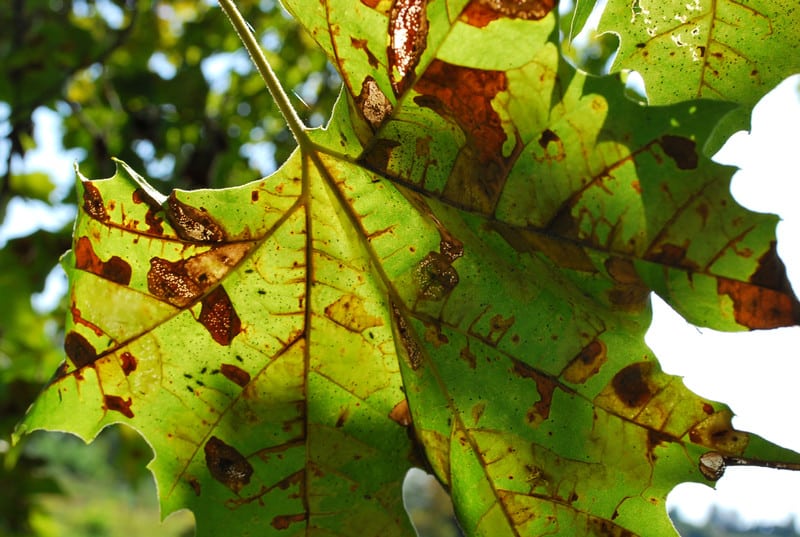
[0,0,797,536]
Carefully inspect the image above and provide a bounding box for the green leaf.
[567,0,599,41]
[16,1,800,536]
[16,156,418,535]
[597,0,800,108]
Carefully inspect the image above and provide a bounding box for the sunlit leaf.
[597,0,800,108]
[16,0,800,536]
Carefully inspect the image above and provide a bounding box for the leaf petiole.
[699,451,800,481]
[217,0,310,150]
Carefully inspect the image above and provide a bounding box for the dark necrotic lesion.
[204,436,254,493]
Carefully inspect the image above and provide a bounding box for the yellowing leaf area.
[15,0,800,535]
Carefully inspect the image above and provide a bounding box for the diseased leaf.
[18,157,420,535]
[15,0,800,536]
[597,0,800,108]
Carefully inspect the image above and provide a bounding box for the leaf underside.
[16,1,800,536]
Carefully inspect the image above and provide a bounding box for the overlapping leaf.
[596,0,800,108]
[15,0,800,536]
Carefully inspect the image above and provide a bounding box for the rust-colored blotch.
[718,277,800,329]
[389,399,412,427]
[74,236,132,286]
[64,331,98,369]
[388,0,429,95]
[147,257,203,308]
[460,0,555,27]
[562,340,607,384]
[220,363,250,388]
[104,395,134,418]
[204,436,253,494]
[611,362,654,408]
[199,287,242,345]
[659,135,698,170]
[271,513,306,530]
[120,351,137,376]
[82,182,109,222]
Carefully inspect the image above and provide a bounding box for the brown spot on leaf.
[352,38,380,69]
[414,60,515,214]
[647,430,674,455]
[104,395,134,418]
[717,277,800,329]
[659,135,698,170]
[471,401,487,425]
[187,476,202,496]
[414,61,508,163]
[64,331,97,369]
[204,436,253,493]
[220,363,250,388]
[361,138,401,172]
[423,325,448,350]
[391,302,423,370]
[356,76,394,130]
[389,399,412,426]
[336,407,350,427]
[74,236,132,286]
[562,340,607,384]
[120,352,137,376]
[271,513,307,530]
[460,345,477,369]
[148,257,203,307]
[324,294,384,332]
[750,241,795,292]
[644,243,699,271]
[611,362,654,408]
[166,193,225,243]
[604,256,649,310]
[460,0,555,26]
[587,515,637,537]
[199,286,242,345]
[145,208,164,235]
[487,314,515,345]
[512,359,556,426]
[82,182,109,222]
[389,0,429,95]
[538,128,560,149]
[70,305,104,336]
[147,244,251,307]
[605,257,640,284]
[687,410,748,454]
[414,251,459,301]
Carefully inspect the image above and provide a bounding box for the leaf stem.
[217,0,308,147]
